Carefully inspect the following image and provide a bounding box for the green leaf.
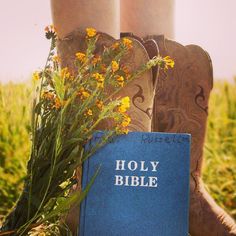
[53,73,65,101]
[39,166,101,222]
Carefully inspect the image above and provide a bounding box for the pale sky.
[0,0,236,83]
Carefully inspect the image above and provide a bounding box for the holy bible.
[79,132,191,236]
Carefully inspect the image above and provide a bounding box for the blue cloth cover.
[79,131,191,236]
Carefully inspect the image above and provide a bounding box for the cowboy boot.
[57,29,158,234]
[57,29,158,132]
[148,35,236,236]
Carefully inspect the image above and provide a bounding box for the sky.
[0,0,236,83]
[175,0,236,82]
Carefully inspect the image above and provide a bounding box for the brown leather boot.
[148,35,236,236]
[57,29,158,132]
[57,29,158,234]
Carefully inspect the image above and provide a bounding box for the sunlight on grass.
[0,79,235,222]
[203,80,236,219]
[0,83,32,220]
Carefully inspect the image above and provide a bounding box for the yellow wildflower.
[32,71,40,80]
[92,55,101,65]
[44,26,49,32]
[122,38,133,49]
[45,24,56,33]
[116,76,124,82]
[123,128,129,134]
[111,42,120,49]
[111,61,119,73]
[86,27,96,37]
[92,73,105,82]
[50,24,57,32]
[54,97,62,109]
[94,82,104,88]
[92,73,105,87]
[61,67,70,79]
[38,233,46,236]
[69,75,75,81]
[43,91,54,100]
[96,100,104,110]
[52,55,61,63]
[98,82,104,88]
[163,56,175,69]
[116,75,125,87]
[78,87,90,99]
[45,24,57,40]
[85,109,93,116]
[121,115,131,127]
[82,91,90,98]
[118,96,130,113]
[76,52,86,62]
[116,126,129,135]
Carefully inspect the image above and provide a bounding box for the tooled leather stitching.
[195,85,208,114]
[132,84,152,119]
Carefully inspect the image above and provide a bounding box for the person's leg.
[120,0,174,38]
[50,0,120,39]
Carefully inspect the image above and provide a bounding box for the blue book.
[79,132,191,236]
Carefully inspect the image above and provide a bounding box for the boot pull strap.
[143,39,159,88]
[120,32,159,87]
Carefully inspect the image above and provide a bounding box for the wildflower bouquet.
[0,26,172,235]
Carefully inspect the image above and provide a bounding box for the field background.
[0,80,236,223]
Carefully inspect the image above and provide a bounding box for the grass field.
[0,80,235,222]
[203,80,236,218]
[0,83,31,221]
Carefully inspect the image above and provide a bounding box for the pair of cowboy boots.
[57,29,236,235]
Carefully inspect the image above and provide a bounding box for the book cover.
[79,132,191,236]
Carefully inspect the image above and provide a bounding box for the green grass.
[203,80,236,219]
[0,82,31,221]
[0,80,235,222]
